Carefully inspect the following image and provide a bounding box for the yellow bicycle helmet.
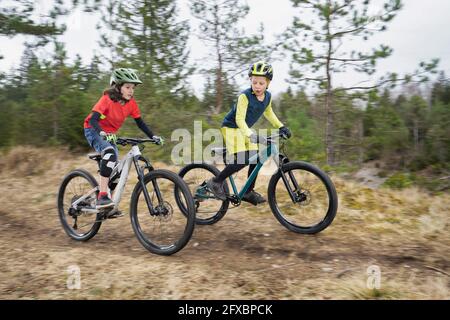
[248,61,273,80]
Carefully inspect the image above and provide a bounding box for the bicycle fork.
[276,154,302,203]
[133,156,164,216]
[279,169,302,202]
[270,144,302,203]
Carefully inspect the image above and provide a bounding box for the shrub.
[382,172,414,189]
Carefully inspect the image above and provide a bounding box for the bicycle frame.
[72,144,159,215]
[228,142,278,199]
[194,135,301,203]
[112,144,162,215]
[226,139,302,203]
[110,145,138,208]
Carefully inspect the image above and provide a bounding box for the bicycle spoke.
[76,219,98,230]
[182,167,227,222]
[61,174,99,236]
[58,169,103,242]
[274,168,330,228]
[135,175,190,249]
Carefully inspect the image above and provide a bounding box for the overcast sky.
[1,0,449,96]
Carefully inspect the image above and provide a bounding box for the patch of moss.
[385,217,401,224]
[382,173,414,189]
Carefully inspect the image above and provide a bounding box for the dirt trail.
[0,149,448,299]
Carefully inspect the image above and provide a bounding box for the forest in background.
[0,0,449,192]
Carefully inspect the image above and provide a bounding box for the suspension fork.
[277,155,301,203]
[282,155,301,192]
[270,145,299,202]
[288,170,301,191]
[137,155,154,173]
[133,156,160,214]
[138,156,163,204]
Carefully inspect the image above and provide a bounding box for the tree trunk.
[145,0,153,70]
[358,117,364,165]
[53,103,58,142]
[143,3,148,69]
[325,4,335,166]
[213,6,223,114]
[215,59,223,114]
[413,119,419,154]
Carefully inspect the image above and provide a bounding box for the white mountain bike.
[57,137,196,256]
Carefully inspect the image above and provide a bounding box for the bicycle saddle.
[87,152,102,161]
[211,147,227,156]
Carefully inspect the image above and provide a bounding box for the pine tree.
[427,74,450,166]
[190,0,270,114]
[277,89,325,162]
[401,95,429,157]
[0,1,63,38]
[201,70,239,119]
[115,0,192,94]
[431,72,450,105]
[96,0,121,69]
[426,100,450,165]
[12,41,91,148]
[0,91,15,147]
[363,90,409,164]
[280,0,437,165]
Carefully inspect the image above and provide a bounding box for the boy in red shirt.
[83,68,162,209]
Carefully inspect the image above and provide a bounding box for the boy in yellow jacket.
[207,61,291,205]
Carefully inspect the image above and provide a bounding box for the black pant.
[214,151,259,193]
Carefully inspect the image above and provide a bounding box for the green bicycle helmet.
[248,61,273,80]
[110,68,143,86]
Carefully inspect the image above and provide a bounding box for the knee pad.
[100,147,117,177]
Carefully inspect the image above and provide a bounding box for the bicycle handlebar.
[265,132,288,143]
[115,137,159,146]
[114,133,284,147]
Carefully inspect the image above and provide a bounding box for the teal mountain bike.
[176,133,338,234]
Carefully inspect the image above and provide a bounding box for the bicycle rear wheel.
[176,163,230,225]
[57,169,102,241]
[268,161,338,234]
[130,169,195,255]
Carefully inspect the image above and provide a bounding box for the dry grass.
[0,147,448,299]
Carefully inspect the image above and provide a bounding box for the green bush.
[382,172,415,189]
[377,170,389,178]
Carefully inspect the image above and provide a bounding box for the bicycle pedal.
[106,210,124,219]
[241,198,258,206]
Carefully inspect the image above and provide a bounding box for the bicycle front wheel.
[268,161,338,234]
[130,169,195,255]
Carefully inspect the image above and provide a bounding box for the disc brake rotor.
[154,201,173,222]
[296,189,311,206]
